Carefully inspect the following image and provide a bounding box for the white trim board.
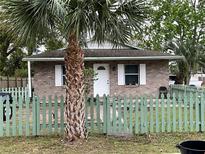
[23,56,184,61]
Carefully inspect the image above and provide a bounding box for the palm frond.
[64,0,148,46]
[4,0,147,46]
[3,0,65,44]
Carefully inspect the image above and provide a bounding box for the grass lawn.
[0,133,205,154]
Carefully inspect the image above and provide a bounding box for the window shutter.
[55,65,62,86]
[118,64,125,85]
[140,64,146,85]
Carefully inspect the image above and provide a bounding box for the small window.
[97,66,106,70]
[125,65,139,85]
[62,66,66,85]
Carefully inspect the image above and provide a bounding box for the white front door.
[94,64,110,97]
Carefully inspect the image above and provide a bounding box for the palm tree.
[165,40,205,84]
[3,0,147,142]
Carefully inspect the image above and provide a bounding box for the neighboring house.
[169,72,205,88]
[189,73,205,88]
[23,43,183,98]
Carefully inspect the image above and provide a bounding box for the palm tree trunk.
[64,34,86,142]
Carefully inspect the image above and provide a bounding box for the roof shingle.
[27,48,173,58]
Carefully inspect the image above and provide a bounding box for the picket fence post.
[32,96,38,136]
[0,97,3,136]
[103,95,107,134]
[199,99,202,132]
[201,93,205,132]
[106,96,110,134]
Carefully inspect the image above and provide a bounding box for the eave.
[23,56,184,62]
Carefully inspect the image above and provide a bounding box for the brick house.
[23,44,183,98]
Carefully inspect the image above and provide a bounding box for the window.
[97,66,106,70]
[62,66,66,85]
[124,65,139,85]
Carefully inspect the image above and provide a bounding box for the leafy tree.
[136,0,205,84]
[14,68,27,77]
[2,49,27,76]
[0,6,34,76]
[165,40,205,84]
[0,17,19,73]
[0,5,65,76]
[3,0,147,142]
[43,32,65,51]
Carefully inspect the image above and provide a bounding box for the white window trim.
[118,64,146,86]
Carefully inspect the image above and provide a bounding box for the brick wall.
[33,60,169,98]
[109,60,169,96]
[32,62,65,98]
[87,60,169,97]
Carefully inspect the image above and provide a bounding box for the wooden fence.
[0,95,64,137]
[0,92,205,137]
[86,93,205,135]
[0,77,28,88]
[170,84,205,97]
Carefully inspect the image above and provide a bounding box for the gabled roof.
[23,48,184,61]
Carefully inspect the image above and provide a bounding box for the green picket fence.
[0,93,205,137]
[170,84,205,98]
[0,95,64,137]
[86,93,205,135]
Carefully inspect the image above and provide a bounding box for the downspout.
[27,61,32,97]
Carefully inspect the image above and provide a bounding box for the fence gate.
[85,96,133,136]
[106,96,133,136]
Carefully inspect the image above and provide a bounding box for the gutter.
[23,58,64,61]
[23,56,184,62]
